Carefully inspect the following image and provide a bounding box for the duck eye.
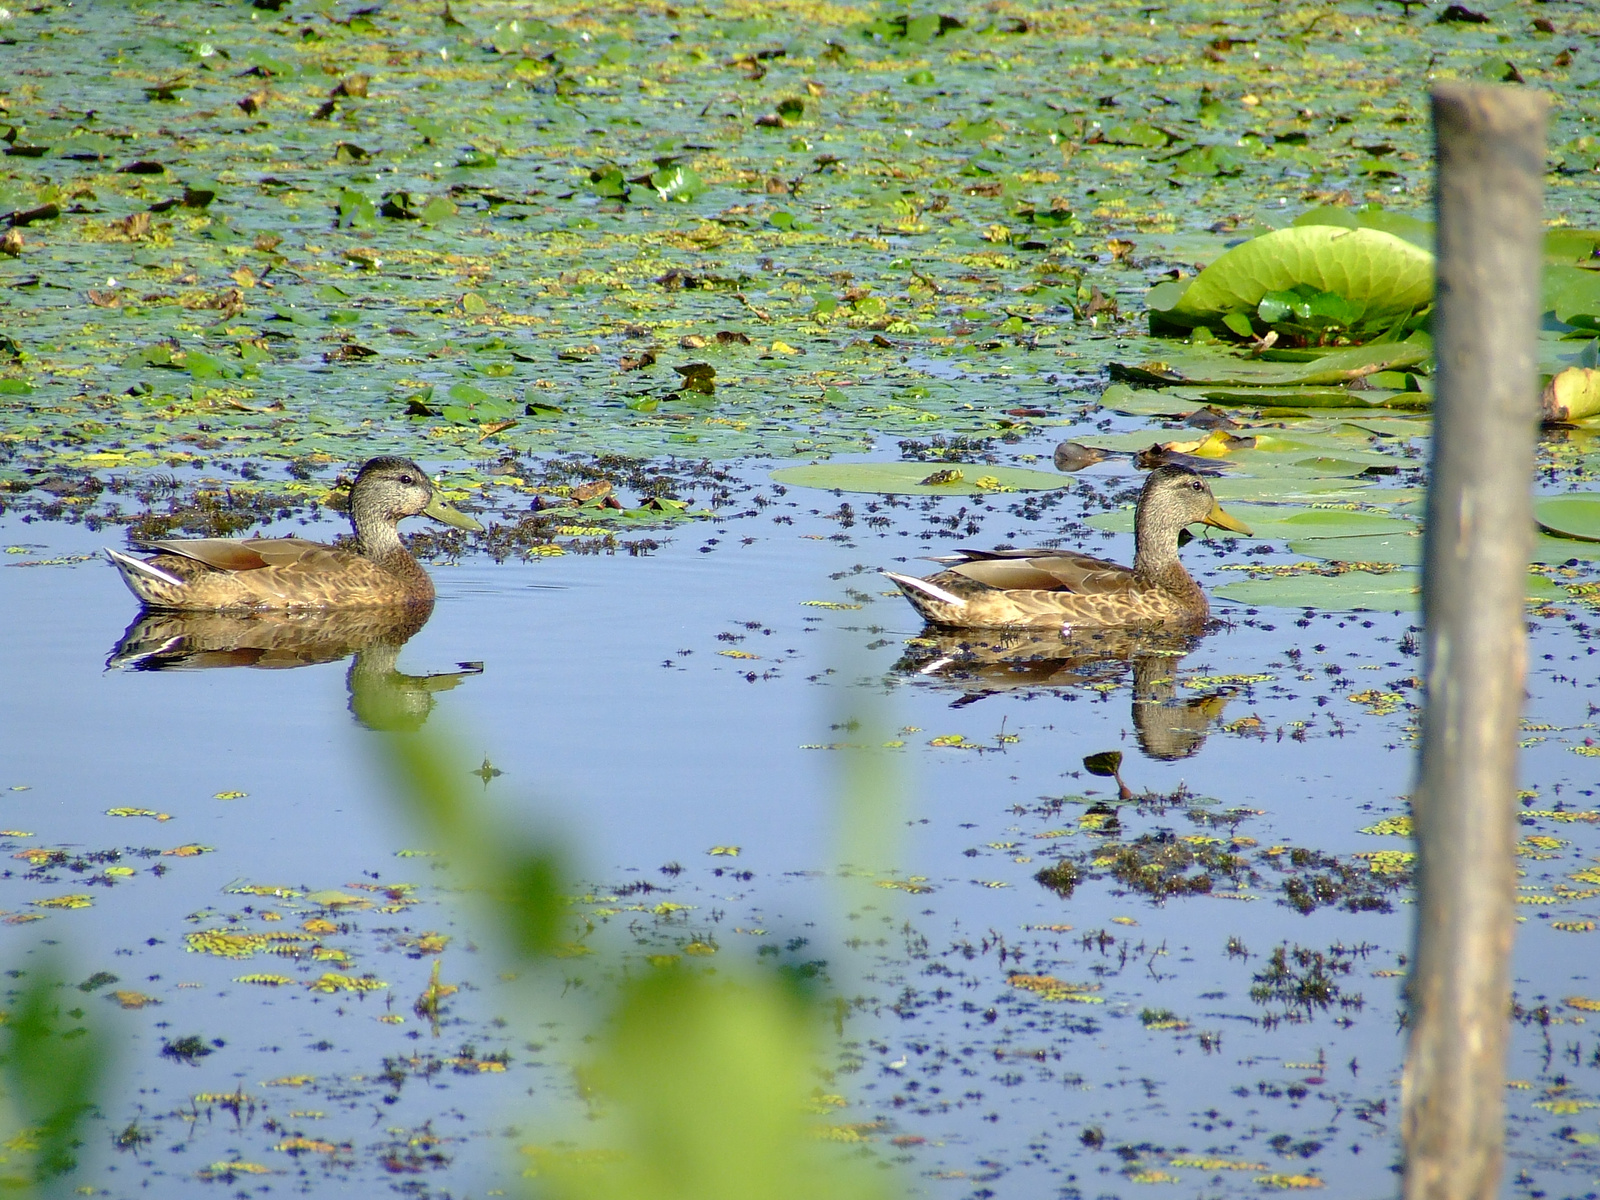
[1190,480,1203,490]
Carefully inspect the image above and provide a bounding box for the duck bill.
[1200,501,1252,537]
[423,495,484,532]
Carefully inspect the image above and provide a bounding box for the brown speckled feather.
[132,544,428,610]
[886,561,1204,629]
[137,536,331,573]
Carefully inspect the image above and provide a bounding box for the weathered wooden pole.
[1401,84,1548,1200]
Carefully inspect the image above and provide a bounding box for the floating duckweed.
[1534,1099,1600,1114]
[185,930,318,959]
[1359,816,1413,837]
[1139,1008,1189,1031]
[32,894,92,909]
[276,1137,344,1154]
[1354,850,1415,876]
[1254,1175,1325,1190]
[1008,974,1103,1003]
[876,876,933,894]
[1348,689,1407,715]
[813,1124,879,1143]
[235,974,295,987]
[305,973,386,994]
[1170,1158,1269,1171]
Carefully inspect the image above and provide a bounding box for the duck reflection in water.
[891,626,1232,761]
[107,605,481,733]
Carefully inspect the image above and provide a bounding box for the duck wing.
[948,550,1136,596]
[135,537,333,573]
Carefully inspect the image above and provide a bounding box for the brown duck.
[104,456,483,611]
[882,464,1251,630]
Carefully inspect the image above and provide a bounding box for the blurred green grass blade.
[0,960,112,1190]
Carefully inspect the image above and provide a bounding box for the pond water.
[5,422,1600,1198]
[5,0,1600,1194]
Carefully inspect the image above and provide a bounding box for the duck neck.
[350,496,418,578]
[1133,509,1195,593]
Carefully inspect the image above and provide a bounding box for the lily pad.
[1098,383,1421,418]
[1536,495,1600,542]
[1207,476,1379,503]
[1288,532,1423,566]
[1217,568,1562,611]
[1088,503,1411,540]
[1234,507,1415,540]
[1146,226,1434,335]
[1110,343,1430,389]
[1215,569,1420,612]
[769,462,1069,496]
[1533,533,1600,563]
[1543,265,1600,326]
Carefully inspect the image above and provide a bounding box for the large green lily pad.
[1215,569,1420,612]
[1536,495,1600,542]
[1288,532,1422,566]
[1146,226,1435,332]
[1534,534,1600,563]
[1288,529,1600,566]
[1108,343,1430,389]
[770,462,1069,496]
[1230,506,1415,540]
[1217,568,1562,611]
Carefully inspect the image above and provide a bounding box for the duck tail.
[881,570,967,622]
[104,547,182,601]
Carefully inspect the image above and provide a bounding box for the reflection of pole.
[1402,84,1547,1200]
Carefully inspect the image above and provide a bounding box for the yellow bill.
[1200,500,1252,537]
[423,494,484,532]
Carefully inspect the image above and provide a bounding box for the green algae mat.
[4,0,1600,516]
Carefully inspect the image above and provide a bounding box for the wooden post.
[1402,84,1548,1200]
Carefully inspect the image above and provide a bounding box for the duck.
[104,456,483,611]
[882,464,1251,630]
